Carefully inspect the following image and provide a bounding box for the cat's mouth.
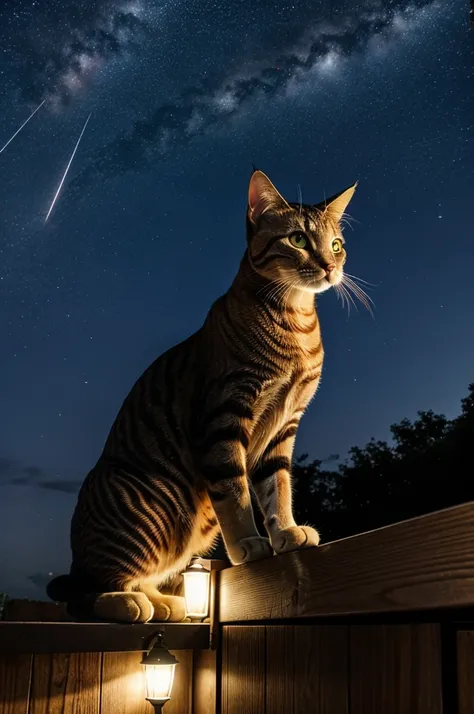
[297,268,341,294]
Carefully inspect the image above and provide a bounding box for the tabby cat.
[47,170,357,623]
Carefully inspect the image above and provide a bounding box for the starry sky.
[0,0,472,598]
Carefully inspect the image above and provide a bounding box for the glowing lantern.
[142,632,179,712]
[183,560,211,621]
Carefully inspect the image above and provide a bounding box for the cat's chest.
[255,363,320,418]
[248,359,322,463]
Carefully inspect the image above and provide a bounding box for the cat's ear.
[248,170,289,224]
[324,182,358,222]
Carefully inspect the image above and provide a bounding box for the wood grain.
[219,502,474,621]
[350,624,443,714]
[4,600,71,622]
[458,630,474,714]
[192,649,217,714]
[101,652,149,714]
[221,626,265,714]
[101,650,192,714]
[29,652,101,714]
[0,622,210,653]
[166,650,193,714]
[266,626,294,714]
[293,626,348,714]
[0,654,32,714]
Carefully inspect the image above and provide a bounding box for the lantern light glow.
[183,560,211,620]
[142,632,179,713]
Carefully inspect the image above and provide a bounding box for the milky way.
[0,0,472,598]
[67,0,439,190]
[1,0,150,107]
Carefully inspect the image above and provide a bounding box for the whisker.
[341,211,360,227]
[340,217,356,232]
[344,276,375,306]
[340,283,357,314]
[335,284,350,315]
[342,275,375,317]
[344,272,377,288]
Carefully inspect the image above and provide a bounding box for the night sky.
[0,0,472,597]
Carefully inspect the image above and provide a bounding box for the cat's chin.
[300,278,334,295]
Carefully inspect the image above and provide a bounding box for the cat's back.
[92,330,203,471]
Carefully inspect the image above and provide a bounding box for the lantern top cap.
[184,560,209,574]
[141,632,179,666]
[142,648,178,666]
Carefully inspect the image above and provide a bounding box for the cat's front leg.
[200,428,273,566]
[251,428,320,554]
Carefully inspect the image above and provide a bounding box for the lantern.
[183,560,211,621]
[142,632,179,713]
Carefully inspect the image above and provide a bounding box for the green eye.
[332,238,343,254]
[289,232,308,249]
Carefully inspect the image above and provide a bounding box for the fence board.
[458,630,474,714]
[101,650,192,714]
[4,600,71,622]
[0,622,209,653]
[30,652,101,714]
[221,627,265,714]
[192,649,217,714]
[350,624,442,714]
[294,626,348,714]
[0,654,32,714]
[166,650,193,714]
[101,652,149,714]
[266,626,294,714]
[30,654,70,714]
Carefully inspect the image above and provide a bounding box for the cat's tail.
[46,573,83,602]
[46,572,103,621]
[46,576,164,623]
[47,567,97,602]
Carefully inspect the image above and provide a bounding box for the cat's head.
[246,170,357,295]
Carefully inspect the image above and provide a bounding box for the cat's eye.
[289,232,308,249]
[332,238,343,254]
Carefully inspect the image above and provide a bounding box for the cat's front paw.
[272,525,320,555]
[229,536,273,565]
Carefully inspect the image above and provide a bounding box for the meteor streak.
[45,113,91,223]
[0,100,46,154]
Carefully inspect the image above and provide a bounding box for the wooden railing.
[218,501,474,622]
[1,502,474,714]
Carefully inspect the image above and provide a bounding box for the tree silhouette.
[211,382,474,559]
[292,382,474,541]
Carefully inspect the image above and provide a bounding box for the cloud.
[27,572,55,590]
[4,0,149,106]
[68,0,437,190]
[23,466,44,480]
[38,480,82,494]
[0,458,45,486]
[0,457,80,494]
[0,458,15,477]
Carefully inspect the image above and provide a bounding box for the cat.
[47,169,357,623]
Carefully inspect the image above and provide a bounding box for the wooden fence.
[2,502,474,713]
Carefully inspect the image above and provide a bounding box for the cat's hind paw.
[272,526,320,555]
[229,535,273,565]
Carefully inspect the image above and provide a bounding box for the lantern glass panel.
[183,567,210,618]
[145,663,176,702]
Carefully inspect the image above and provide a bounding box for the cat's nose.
[325,263,336,275]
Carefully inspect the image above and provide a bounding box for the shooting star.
[45,113,91,223]
[0,100,46,154]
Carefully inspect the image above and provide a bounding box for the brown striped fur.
[47,170,357,623]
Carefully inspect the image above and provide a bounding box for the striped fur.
[47,170,357,623]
